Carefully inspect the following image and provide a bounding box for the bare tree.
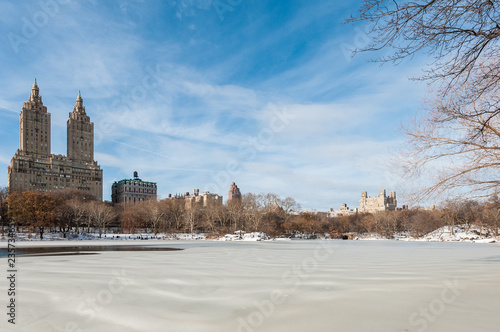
[120,203,144,234]
[52,189,96,202]
[227,198,244,231]
[184,207,199,235]
[441,199,472,235]
[139,199,167,236]
[164,198,185,232]
[51,191,94,238]
[404,209,444,237]
[373,211,393,237]
[241,193,264,231]
[293,212,324,235]
[483,195,500,237]
[67,198,88,234]
[457,200,480,233]
[348,1,500,201]
[401,80,500,201]
[261,193,279,211]
[87,201,116,238]
[203,203,230,234]
[280,196,301,222]
[347,1,500,89]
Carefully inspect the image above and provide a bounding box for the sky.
[0,0,429,211]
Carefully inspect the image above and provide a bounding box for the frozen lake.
[3,240,499,332]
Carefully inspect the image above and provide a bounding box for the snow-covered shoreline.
[1,224,498,244]
[356,225,499,243]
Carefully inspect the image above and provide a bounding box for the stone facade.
[329,203,357,217]
[111,172,157,204]
[227,182,242,203]
[67,91,94,163]
[358,189,397,213]
[7,81,103,200]
[182,189,222,209]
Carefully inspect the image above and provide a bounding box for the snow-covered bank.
[354,224,499,243]
[1,224,498,244]
[218,231,271,241]
[416,225,498,243]
[0,232,207,242]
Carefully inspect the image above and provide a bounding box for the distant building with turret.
[227,182,242,204]
[358,189,397,213]
[7,80,103,200]
[111,171,157,204]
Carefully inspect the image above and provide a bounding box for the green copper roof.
[115,179,157,185]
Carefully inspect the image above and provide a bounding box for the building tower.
[20,78,51,156]
[227,182,242,204]
[67,91,94,163]
[358,189,397,213]
[8,80,103,200]
[388,190,397,208]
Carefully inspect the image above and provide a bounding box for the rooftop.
[114,179,157,185]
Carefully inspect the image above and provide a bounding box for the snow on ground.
[218,232,271,241]
[0,224,498,244]
[1,240,499,332]
[417,225,498,243]
[354,233,389,241]
[0,232,207,242]
[0,230,272,243]
[356,225,499,243]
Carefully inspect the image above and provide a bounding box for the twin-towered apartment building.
[7,80,103,200]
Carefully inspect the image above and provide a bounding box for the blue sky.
[0,0,428,210]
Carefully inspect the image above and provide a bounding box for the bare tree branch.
[347,0,500,93]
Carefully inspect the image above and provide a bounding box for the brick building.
[227,182,242,204]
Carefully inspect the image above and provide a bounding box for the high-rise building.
[111,171,157,204]
[7,80,103,200]
[67,91,94,163]
[227,182,242,204]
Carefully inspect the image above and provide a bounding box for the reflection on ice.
[0,245,183,257]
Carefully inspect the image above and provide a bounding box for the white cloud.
[0,0,433,210]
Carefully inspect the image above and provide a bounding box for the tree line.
[1,188,499,239]
[0,189,302,239]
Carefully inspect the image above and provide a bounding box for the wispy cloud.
[0,0,430,209]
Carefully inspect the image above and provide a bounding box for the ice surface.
[2,240,500,332]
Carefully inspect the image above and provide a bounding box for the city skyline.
[0,1,429,210]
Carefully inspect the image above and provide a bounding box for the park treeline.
[1,189,499,239]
